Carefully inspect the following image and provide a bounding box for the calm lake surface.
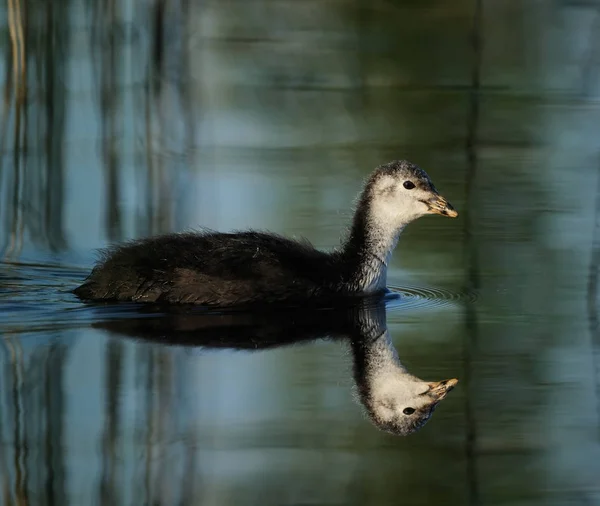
[1,1,600,505]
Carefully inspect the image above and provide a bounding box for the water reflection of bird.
[74,160,457,307]
[94,299,458,436]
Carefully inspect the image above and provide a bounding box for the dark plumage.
[75,231,347,306]
[73,160,457,307]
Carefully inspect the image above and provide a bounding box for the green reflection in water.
[0,0,599,505]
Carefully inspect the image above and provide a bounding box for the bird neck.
[351,330,414,400]
[342,200,406,293]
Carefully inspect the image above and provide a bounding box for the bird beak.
[425,194,458,218]
[427,378,458,401]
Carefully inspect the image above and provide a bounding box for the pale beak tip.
[446,378,459,388]
[428,195,458,218]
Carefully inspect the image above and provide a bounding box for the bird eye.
[403,181,415,190]
[403,407,416,415]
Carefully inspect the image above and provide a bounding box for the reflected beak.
[427,378,459,401]
[426,194,458,218]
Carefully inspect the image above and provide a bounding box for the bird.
[73,160,457,307]
[93,298,458,436]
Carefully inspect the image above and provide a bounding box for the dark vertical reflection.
[585,3,600,441]
[133,349,176,505]
[40,0,68,252]
[155,351,172,505]
[90,0,123,241]
[99,340,123,506]
[587,154,600,439]
[0,368,10,506]
[2,0,27,258]
[8,338,28,506]
[145,351,155,506]
[136,345,156,506]
[152,0,165,80]
[174,353,199,506]
[146,0,166,237]
[580,6,600,98]
[463,0,483,505]
[179,0,195,167]
[43,344,67,506]
[148,0,172,236]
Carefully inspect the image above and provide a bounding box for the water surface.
[1,1,600,505]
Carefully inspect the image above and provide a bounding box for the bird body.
[76,231,347,305]
[74,160,457,307]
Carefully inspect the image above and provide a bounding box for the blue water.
[2,0,600,504]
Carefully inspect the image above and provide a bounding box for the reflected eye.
[403,181,415,190]
[403,407,416,415]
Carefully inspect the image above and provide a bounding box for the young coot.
[74,160,457,306]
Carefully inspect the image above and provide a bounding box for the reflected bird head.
[362,376,458,436]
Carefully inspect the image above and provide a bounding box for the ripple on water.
[385,284,477,313]
[0,260,89,330]
[1,260,477,333]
